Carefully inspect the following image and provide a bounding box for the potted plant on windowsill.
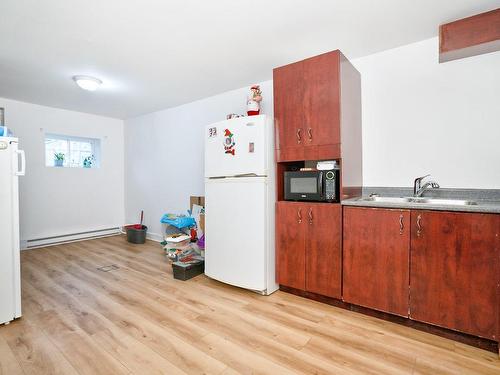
[54,152,65,167]
[83,155,95,168]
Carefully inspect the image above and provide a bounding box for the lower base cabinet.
[410,210,500,340]
[276,201,341,298]
[343,207,410,316]
[305,203,342,298]
[343,206,500,341]
[276,202,306,290]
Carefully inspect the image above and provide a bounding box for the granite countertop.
[342,187,500,214]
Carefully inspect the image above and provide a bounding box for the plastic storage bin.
[172,260,204,280]
[126,225,148,244]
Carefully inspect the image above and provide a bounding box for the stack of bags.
[159,197,206,280]
[160,213,203,264]
[160,213,194,261]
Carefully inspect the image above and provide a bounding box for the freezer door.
[205,177,268,291]
[205,115,270,178]
[0,140,16,324]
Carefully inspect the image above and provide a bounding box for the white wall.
[126,37,500,239]
[124,81,273,239]
[0,97,124,243]
[352,37,500,188]
[7,36,496,247]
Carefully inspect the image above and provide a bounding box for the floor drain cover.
[97,265,120,272]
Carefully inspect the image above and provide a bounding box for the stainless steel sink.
[362,196,413,203]
[412,198,478,206]
[360,196,478,206]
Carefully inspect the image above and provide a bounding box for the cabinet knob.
[307,128,312,142]
[296,128,302,144]
[308,208,313,225]
[399,214,404,235]
[297,208,302,224]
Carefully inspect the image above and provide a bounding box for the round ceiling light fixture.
[72,75,102,91]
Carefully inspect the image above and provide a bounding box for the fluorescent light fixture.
[73,75,102,91]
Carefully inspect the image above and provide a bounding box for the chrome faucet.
[413,174,440,197]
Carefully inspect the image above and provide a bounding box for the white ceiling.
[0,0,498,119]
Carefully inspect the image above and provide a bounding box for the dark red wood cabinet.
[410,210,500,340]
[273,60,305,153]
[305,204,342,298]
[343,206,500,341]
[343,207,411,317]
[276,202,342,298]
[273,50,343,162]
[273,47,499,346]
[439,8,500,63]
[276,202,306,290]
[302,52,340,147]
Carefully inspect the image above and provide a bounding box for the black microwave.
[284,170,340,202]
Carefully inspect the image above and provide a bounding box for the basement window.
[45,134,101,168]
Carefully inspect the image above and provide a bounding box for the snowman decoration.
[223,128,235,155]
[247,85,262,116]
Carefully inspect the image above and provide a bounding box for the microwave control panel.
[325,170,336,201]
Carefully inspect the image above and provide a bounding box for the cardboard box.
[199,213,205,233]
[190,196,205,234]
[190,196,205,210]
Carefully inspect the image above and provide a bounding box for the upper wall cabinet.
[439,8,500,63]
[274,60,305,152]
[303,52,340,147]
[273,50,361,167]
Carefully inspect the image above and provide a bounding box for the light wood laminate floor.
[0,235,499,374]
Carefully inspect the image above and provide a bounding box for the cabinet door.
[343,207,411,316]
[273,61,304,151]
[410,210,500,340]
[305,204,342,298]
[276,202,306,290]
[303,51,340,147]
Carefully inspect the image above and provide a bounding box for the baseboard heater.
[23,227,121,250]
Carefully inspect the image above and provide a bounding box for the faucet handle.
[414,174,430,183]
[414,174,431,196]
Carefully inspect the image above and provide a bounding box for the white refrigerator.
[0,137,25,325]
[205,115,278,295]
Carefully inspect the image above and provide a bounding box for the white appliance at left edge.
[205,115,278,295]
[0,137,25,325]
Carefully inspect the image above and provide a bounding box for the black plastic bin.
[172,261,204,281]
[125,225,147,244]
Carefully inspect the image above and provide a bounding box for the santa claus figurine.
[247,85,262,116]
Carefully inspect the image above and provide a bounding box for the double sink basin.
[360,196,478,206]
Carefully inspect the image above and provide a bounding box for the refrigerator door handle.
[15,150,26,176]
[234,173,258,178]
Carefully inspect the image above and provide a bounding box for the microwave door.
[284,171,322,201]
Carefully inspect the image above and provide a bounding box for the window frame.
[45,133,101,169]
